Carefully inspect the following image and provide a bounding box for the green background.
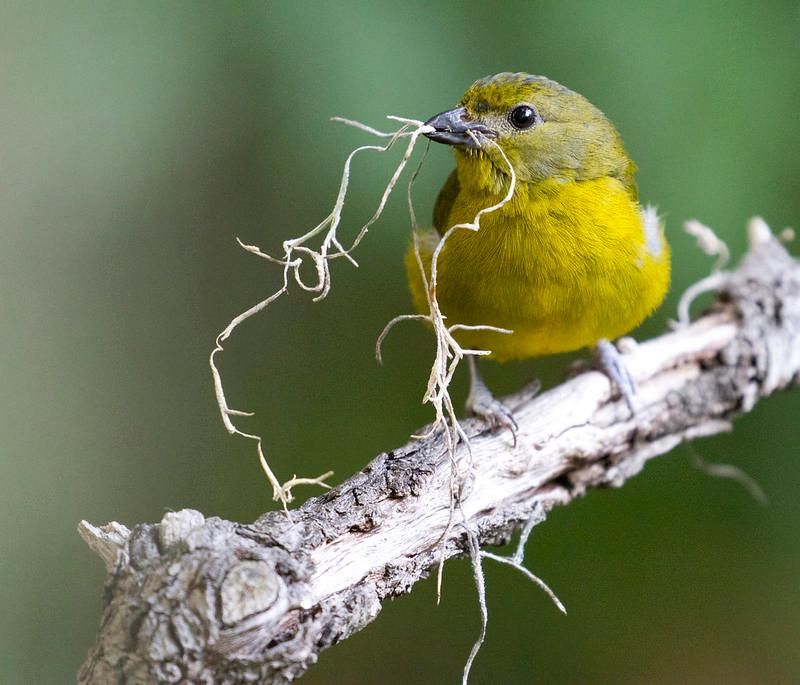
[2,2,799,683]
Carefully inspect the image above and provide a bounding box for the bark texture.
[78,225,800,684]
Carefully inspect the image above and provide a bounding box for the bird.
[405,72,670,435]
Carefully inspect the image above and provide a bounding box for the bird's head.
[424,72,636,193]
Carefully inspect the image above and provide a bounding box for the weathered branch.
[78,224,800,684]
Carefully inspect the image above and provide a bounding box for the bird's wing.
[433,169,460,234]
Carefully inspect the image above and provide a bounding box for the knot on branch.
[220,561,286,626]
[78,510,322,685]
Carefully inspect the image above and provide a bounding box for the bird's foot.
[466,369,519,447]
[593,338,637,415]
[466,386,519,446]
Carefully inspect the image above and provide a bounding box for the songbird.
[406,72,670,434]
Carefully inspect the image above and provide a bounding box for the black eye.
[508,104,538,130]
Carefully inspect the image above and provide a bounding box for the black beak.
[423,107,496,149]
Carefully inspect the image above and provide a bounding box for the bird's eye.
[508,105,538,130]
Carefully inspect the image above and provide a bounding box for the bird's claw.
[466,384,519,447]
[594,338,637,415]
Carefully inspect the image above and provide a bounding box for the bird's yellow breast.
[406,175,670,361]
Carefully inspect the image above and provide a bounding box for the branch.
[78,224,800,684]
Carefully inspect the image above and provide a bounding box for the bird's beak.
[423,107,496,149]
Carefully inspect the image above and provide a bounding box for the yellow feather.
[406,73,670,362]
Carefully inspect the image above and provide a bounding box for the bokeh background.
[2,2,799,683]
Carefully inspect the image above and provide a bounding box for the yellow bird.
[406,72,670,431]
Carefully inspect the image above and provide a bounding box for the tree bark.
[78,224,800,684]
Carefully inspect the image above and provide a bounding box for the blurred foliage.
[1,1,798,683]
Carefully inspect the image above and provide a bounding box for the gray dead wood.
[78,228,800,684]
